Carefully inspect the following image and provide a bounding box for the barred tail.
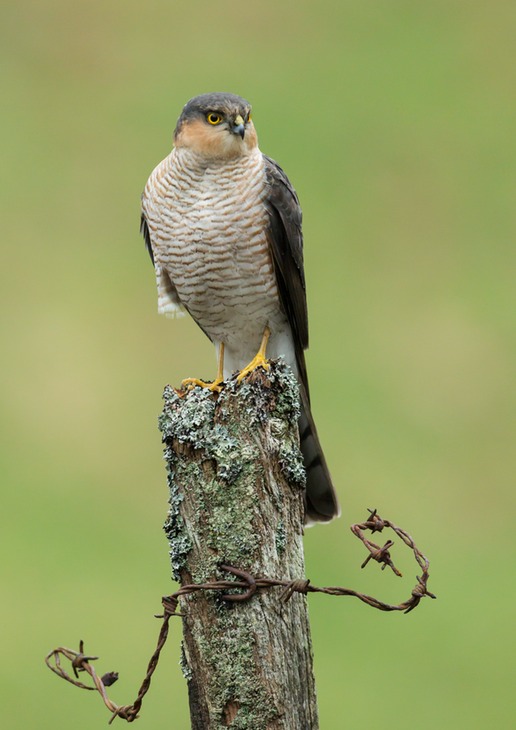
[298,384,340,524]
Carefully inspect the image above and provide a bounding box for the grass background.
[1,1,514,727]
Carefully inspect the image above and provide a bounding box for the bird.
[141,92,339,523]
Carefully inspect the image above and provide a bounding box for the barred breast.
[142,147,293,376]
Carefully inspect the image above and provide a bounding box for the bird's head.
[173,92,257,159]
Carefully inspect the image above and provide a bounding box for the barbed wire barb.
[45,510,436,723]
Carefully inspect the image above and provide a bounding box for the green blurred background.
[1,1,514,727]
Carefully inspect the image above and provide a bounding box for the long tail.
[298,383,340,524]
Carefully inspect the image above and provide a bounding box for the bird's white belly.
[149,152,291,371]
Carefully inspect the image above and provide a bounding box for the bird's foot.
[236,354,270,383]
[180,377,224,393]
[236,326,272,384]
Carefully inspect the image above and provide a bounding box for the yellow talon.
[237,326,271,383]
[181,377,223,393]
[181,343,225,393]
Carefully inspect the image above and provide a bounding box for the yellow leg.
[237,327,271,383]
[182,344,225,393]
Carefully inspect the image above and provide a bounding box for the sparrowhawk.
[141,92,339,523]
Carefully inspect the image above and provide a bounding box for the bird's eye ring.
[206,112,223,125]
[247,113,252,122]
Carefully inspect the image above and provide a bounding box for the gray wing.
[263,154,310,396]
[264,155,338,521]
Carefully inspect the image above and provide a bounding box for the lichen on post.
[159,360,319,730]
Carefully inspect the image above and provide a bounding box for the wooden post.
[159,361,319,729]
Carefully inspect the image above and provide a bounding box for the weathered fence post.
[159,361,319,729]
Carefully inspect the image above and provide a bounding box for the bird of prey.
[141,92,339,523]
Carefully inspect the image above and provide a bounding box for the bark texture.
[159,361,319,730]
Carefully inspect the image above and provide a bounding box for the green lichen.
[163,468,192,581]
[159,385,217,448]
[164,385,267,573]
[195,610,280,729]
[277,443,307,488]
[266,359,302,422]
[158,361,310,727]
[275,520,286,554]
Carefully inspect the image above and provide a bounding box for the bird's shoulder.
[261,153,304,279]
[260,152,308,352]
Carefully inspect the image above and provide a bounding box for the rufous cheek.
[175,119,258,158]
[243,124,258,151]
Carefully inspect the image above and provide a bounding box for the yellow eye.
[206,112,223,125]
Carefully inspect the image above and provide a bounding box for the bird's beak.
[231,114,245,139]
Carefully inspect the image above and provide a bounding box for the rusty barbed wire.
[45,510,436,723]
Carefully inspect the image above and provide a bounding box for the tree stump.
[159,361,319,729]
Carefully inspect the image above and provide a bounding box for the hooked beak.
[231,114,245,139]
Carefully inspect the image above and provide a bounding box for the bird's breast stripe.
[142,147,282,342]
